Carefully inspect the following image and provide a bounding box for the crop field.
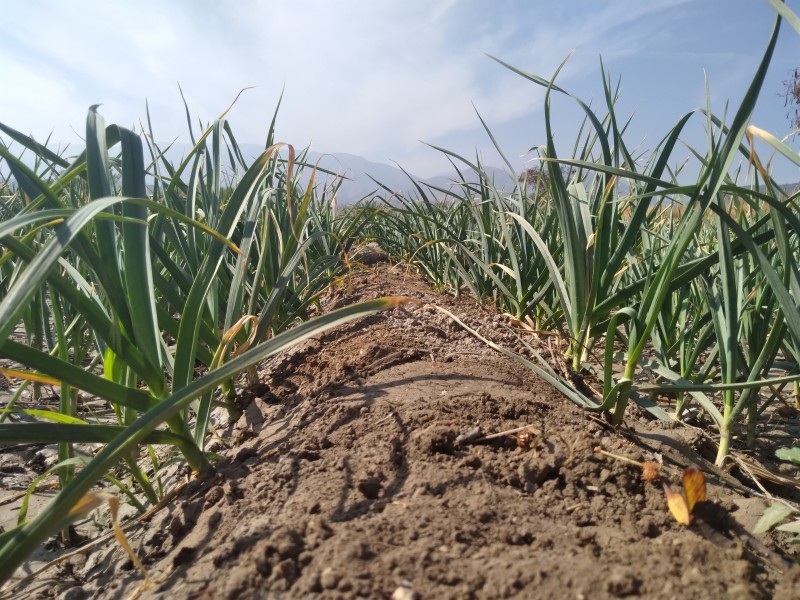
[0,2,799,599]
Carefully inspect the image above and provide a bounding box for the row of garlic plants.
[0,104,403,583]
[364,8,800,470]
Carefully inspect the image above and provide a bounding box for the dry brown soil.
[3,261,800,599]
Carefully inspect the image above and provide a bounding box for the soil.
[3,260,800,600]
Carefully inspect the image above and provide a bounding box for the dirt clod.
[605,567,641,597]
[320,567,340,589]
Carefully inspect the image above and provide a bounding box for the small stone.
[392,585,418,600]
[321,567,340,589]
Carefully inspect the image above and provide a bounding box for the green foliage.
[1,0,799,588]
[365,4,800,468]
[0,103,403,584]
[776,447,800,465]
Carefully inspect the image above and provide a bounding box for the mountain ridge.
[233,145,519,204]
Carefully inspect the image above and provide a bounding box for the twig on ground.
[464,424,541,445]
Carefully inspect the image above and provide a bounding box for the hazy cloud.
[1,0,797,179]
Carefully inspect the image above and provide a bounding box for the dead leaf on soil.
[663,467,707,526]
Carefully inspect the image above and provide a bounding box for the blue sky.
[1,0,799,182]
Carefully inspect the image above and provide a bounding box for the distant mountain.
[302,152,422,204]
[424,166,518,197]
[302,152,518,205]
[132,141,520,205]
[767,182,800,195]
[226,145,518,205]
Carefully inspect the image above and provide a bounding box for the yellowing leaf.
[683,467,706,513]
[69,492,150,584]
[663,482,691,526]
[67,491,108,520]
[0,368,60,386]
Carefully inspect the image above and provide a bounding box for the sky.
[1,0,799,183]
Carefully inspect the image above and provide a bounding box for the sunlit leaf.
[683,467,706,513]
[663,482,691,526]
[0,368,59,386]
[766,0,800,34]
[775,447,800,466]
[753,503,796,534]
[0,409,88,425]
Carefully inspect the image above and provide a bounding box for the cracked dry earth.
[6,261,800,600]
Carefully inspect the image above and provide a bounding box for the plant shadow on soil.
[4,261,800,600]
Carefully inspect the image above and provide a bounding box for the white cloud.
[7,0,793,182]
[0,54,83,143]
